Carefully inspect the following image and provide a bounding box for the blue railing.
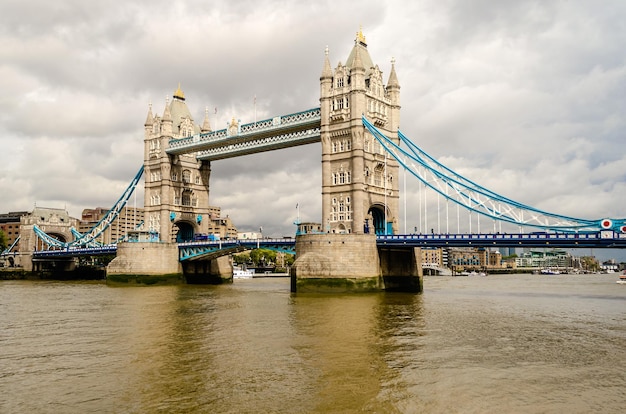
[32,245,118,258]
[377,231,626,248]
[29,230,626,260]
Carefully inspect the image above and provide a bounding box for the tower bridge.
[139,29,402,245]
[12,30,626,291]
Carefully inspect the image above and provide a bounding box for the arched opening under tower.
[368,205,390,235]
[48,233,67,243]
[46,233,68,250]
[174,221,195,243]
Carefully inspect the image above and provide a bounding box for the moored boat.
[617,273,626,285]
[233,268,255,279]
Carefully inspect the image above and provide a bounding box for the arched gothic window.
[182,170,191,184]
[182,190,192,206]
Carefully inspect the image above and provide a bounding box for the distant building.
[79,207,145,244]
[448,247,505,271]
[421,248,443,267]
[487,250,503,267]
[297,222,323,235]
[0,211,28,251]
[515,250,573,268]
[204,211,237,240]
[238,232,262,240]
[501,247,517,257]
[448,248,482,270]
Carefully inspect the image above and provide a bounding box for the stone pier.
[106,242,182,284]
[106,242,233,284]
[290,233,422,293]
[181,255,233,284]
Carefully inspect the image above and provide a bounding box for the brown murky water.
[1,274,624,413]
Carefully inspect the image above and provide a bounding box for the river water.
[1,274,624,413]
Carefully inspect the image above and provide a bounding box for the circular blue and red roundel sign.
[600,219,613,229]
[621,225,626,233]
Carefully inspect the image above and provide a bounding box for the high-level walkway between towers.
[166,107,321,160]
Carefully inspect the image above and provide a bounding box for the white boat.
[617,274,626,285]
[233,268,255,279]
[540,268,561,275]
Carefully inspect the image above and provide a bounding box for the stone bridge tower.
[143,86,216,242]
[320,30,401,235]
[15,207,78,271]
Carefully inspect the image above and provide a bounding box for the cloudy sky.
[1,0,625,258]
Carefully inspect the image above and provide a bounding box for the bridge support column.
[378,247,423,292]
[15,252,33,272]
[182,256,233,284]
[107,242,183,284]
[291,233,421,293]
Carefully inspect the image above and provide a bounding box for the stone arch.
[47,233,68,243]
[182,189,193,207]
[174,220,195,242]
[367,204,389,235]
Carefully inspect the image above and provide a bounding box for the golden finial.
[173,83,185,100]
[356,25,366,45]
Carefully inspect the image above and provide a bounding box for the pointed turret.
[321,45,333,80]
[201,106,212,133]
[349,31,366,92]
[345,27,374,75]
[144,103,154,127]
[352,39,365,72]
[320,46,333,134]
[386,57,400,111]
[161,96,173,136]
[162,96,172,121]
[386,57,401,132]
[387,57,400,90]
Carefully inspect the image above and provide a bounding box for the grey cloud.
[0,0,624,262]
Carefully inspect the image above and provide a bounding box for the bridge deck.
[30,231,626,260]
[377,231,626,249]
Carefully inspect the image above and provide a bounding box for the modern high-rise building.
[79,207,145,244]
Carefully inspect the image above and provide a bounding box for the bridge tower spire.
[320,30,401,235]
[143,86,214,242]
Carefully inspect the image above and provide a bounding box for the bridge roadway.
[166,108,321,161]
[30,230,626,260]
